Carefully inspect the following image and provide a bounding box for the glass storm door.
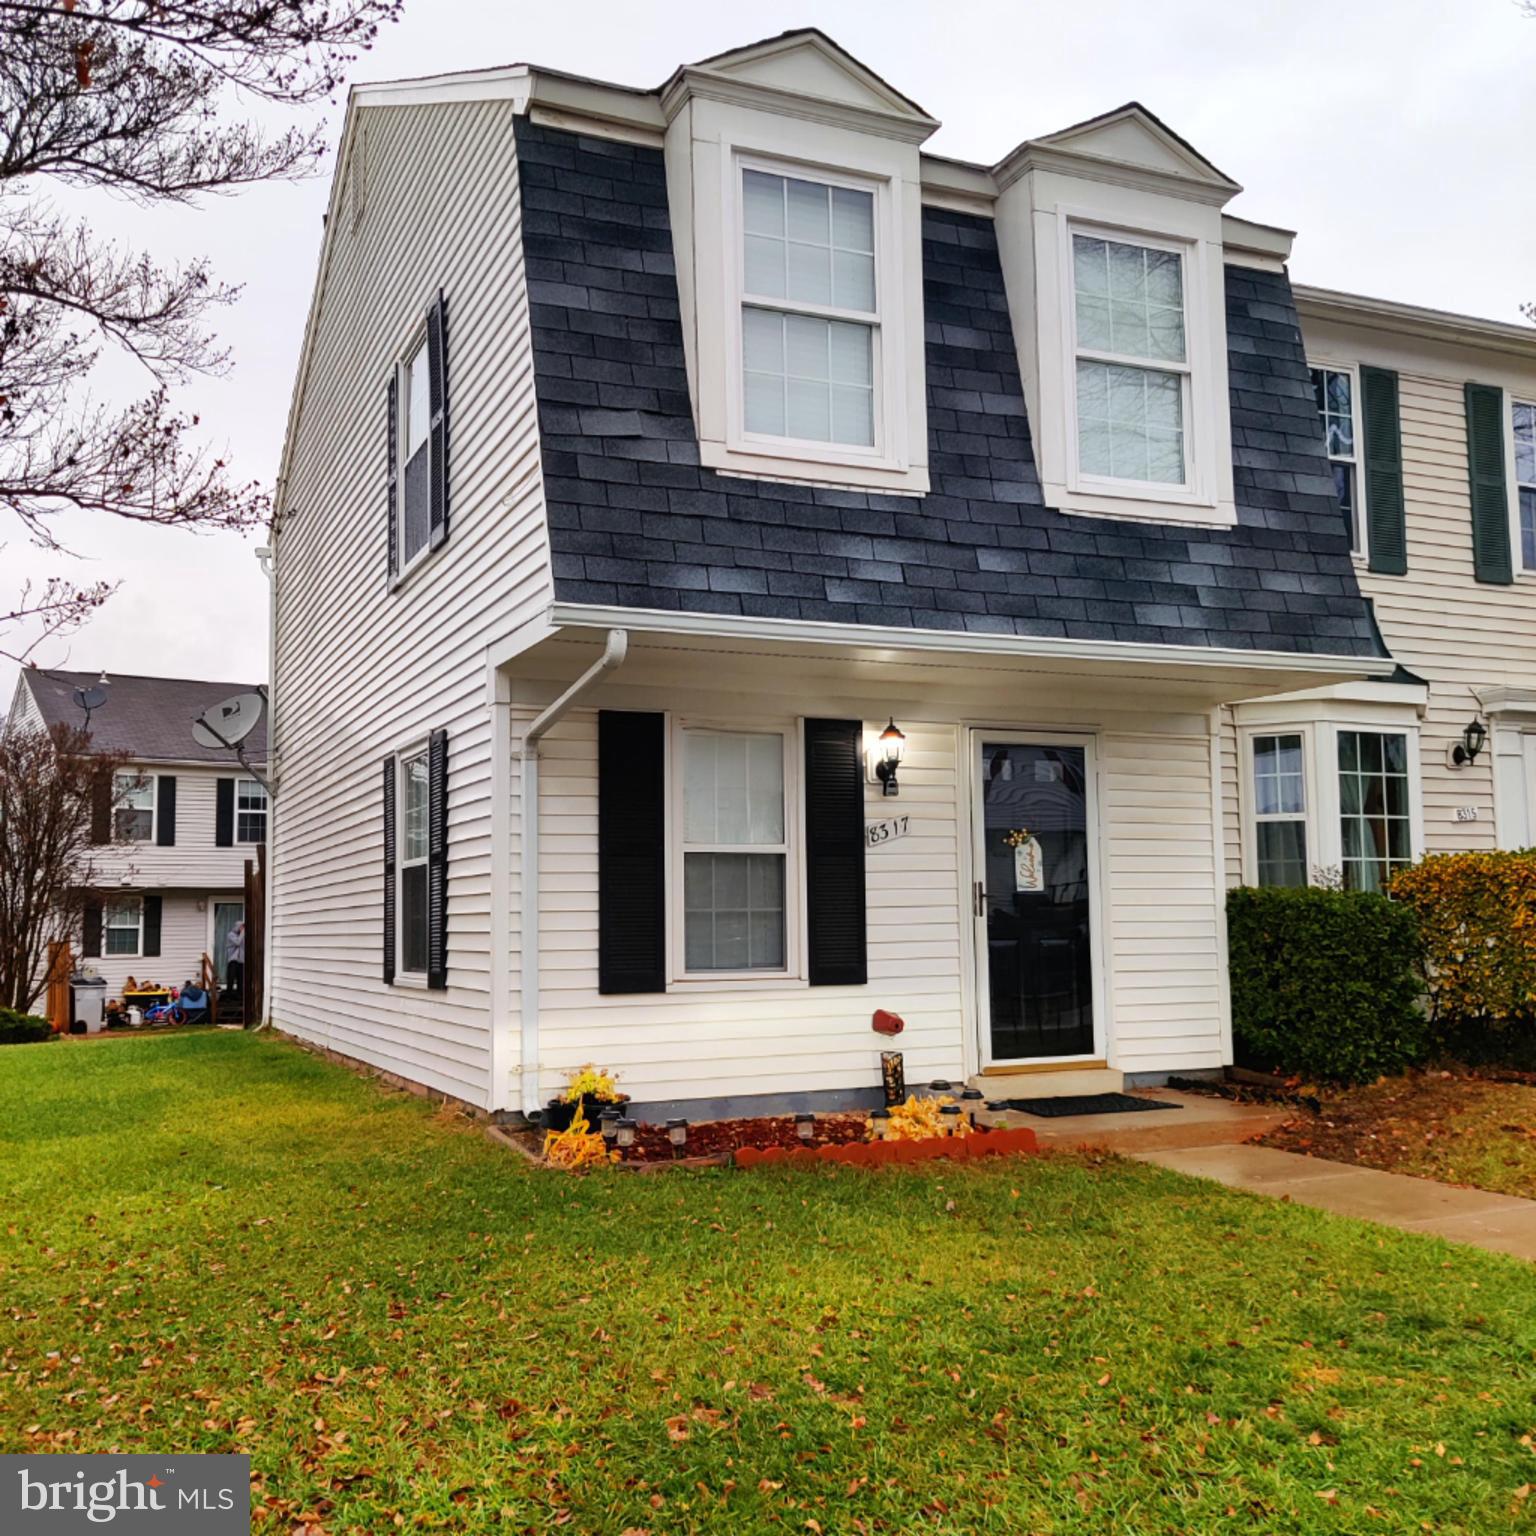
[976,741,1094,1061]
[213,901,244,987]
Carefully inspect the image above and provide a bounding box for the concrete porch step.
[968,1067,1124,1100]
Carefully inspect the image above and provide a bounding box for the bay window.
[1337,730,1412,893]
[1072,233,1188,487]
[679,727,790,975]
[740,167,878,449]
[1252,734,1308,887]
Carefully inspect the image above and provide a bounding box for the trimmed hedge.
[0,1008,54,1045]
[1392,852,1536,1037]
[1226,886,1424,1084]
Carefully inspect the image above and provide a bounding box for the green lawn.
[2,1035,1534,1535]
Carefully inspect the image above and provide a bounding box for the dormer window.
[741,167,877,448]
[1072,233,1188,487]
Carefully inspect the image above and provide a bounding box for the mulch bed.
[618,1112,871,1163]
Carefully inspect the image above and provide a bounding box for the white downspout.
[517,629,628,1116]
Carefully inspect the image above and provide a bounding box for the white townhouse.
[266,28,1486,1121]
[8,670,269,1007]
[1218,294,1536,891]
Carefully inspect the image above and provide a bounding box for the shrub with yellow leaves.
[542,1105,618,1170]
[881,1094,971,1141]
[561,1063,620,1104]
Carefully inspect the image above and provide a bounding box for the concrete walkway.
[1135,1143,1536,1261]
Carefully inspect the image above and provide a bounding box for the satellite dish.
[192,691,265,750]
[73,686,108,714]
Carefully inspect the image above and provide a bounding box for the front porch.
[491,613,1391,1118]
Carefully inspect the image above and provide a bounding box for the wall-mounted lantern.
[1451,718,1487,768]
[872,718,906,797]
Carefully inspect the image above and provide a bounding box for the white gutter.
[547,602,1397,679]
[516,628,628,1116]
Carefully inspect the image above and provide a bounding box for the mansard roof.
[515,118,1385,659]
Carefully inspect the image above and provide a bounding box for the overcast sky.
[5,0,1533,709]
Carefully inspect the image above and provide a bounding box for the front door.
[212,901,244,987]
[975,740,1095,1062]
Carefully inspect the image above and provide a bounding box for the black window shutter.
[142,895,162,958]
[82,902,102,958]
[382,756,397,985]
[90,770,111,844]
[1465,382,1513,585]
[427,727,449,991]
[1361,365,1407,576]
[155,775,177,846]
[803,719,868,987]
[215,777,234,846]
[598,710,666,994]
[426,290,450,551]
[386,373,399,580]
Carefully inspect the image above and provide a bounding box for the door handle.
[973,880,987,917]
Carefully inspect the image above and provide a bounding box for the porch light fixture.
[1452,718,1487,767]
[874,718,906,798]
[615,1117,637,1150]
[666,1118,688,1152]
[795,1112,816,1142]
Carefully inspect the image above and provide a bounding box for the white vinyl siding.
[269,96,552,1107]
[89,765,263,889]
[83,893,237,1003]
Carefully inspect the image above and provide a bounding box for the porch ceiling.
[498,605,1394,710]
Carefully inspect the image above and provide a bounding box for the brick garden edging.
[733,1125,1038,1169]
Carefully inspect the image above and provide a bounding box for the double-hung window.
[398,749,430,976]
[1514,398,1536,572]
[1252,734,1308,887]
[398,338,432,568]
[1072,233,1188,487]
[113,771,153,842]
[1310,365,1362,554]
[741,167,878,450]
[105,899,142,957]
[680,728,790,975]
[1338,730,1412,893]
[236,778,268,843]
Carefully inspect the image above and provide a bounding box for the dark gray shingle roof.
[21,670,268,764]
[514,118,1385,659]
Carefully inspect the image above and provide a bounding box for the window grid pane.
[683,853,786,971]
[105,901,140,956]
[1515,402,1536,571]
[1311,366,1361,551]
[1076,360,1185,484]
[114,772,153,842]
[1338,730,1412,893]
[1073,235,1185,365]
[742,170,875,315]
[743,307,873,447]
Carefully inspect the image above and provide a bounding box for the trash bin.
[68,975,108,1034]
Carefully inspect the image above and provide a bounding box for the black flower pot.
[543,1094,627,1133]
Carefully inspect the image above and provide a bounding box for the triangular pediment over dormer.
[666,28,939,138]
[1028,102,1241,195]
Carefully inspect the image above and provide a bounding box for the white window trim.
[667,715,806,988]
[1050,210,1235,526]
[395,740,431,984]
[113,769,157,845]
[104,897,144,959]
[235,777,268,844]
[393,328,433,586]
[1247,730,1312,886]
[1308,356,1367,563]
[723,150,904,476]
[1236,713,1423,886]
[1508,394,1536,579]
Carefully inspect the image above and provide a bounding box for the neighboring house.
[270,29,1425,1120]
[7,671,269,1008]
[1220,295,1536,888]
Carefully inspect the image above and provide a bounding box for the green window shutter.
[1361,366,1407,575]
[1465,382,1513,585]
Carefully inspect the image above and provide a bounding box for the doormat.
[994,1092,1182,1118]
